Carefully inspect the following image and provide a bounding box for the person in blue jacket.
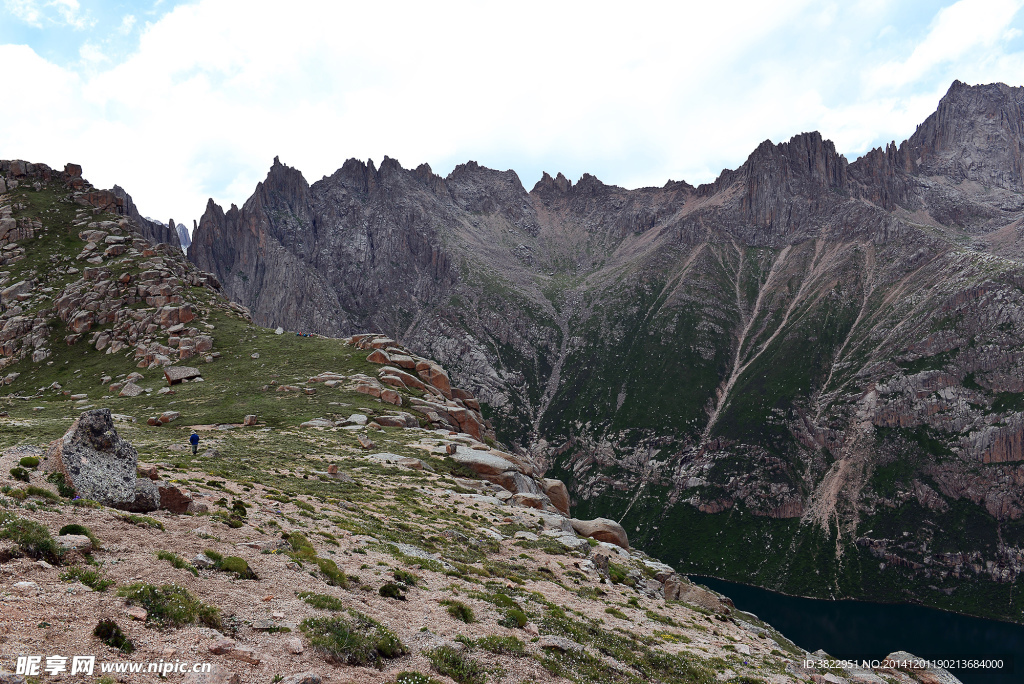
[190,431,199,455]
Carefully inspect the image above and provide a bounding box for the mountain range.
[186,80,1024,620]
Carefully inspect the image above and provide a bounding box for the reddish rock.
[157,482,193,513]
[570,517,629,549]
[541,478,571,516]
[164,366,201,384]
[367,349,390,364]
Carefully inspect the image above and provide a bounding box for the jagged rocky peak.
[904,79,1024,190]
[532,170,573,196]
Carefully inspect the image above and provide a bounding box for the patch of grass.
[442,599,475,623]
[156,550,198,577]
[117,583,221,628]
[119,513,164,530]
[23,485,59,502]
[286,531,316,559]
[425,645,486,684]
[604,606,628,620]
[315,557,348,588]
[473,635,525,656]
[607,561,631,585]
[94,619,134,654]
[18,456,39,468]
[219,555,257,579]
[645,610,677,626]
[58,523,100,549]
[9,467,29,483]
[297,591,345,611]
[61,566,114,591]
[394,568,419,586]
[203,549,223,564]
[499,609,528,629]
[301,610,407,668]
[0,514,62,563]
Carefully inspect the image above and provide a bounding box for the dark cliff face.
[189,81,1024,619]
[111,185,182,250]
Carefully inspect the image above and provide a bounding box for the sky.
[2,0,1024,232]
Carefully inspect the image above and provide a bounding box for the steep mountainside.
[189,81,1024,620]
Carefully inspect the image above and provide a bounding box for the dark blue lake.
[691,576,1024,684]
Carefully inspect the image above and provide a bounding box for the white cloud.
[5,0,44,26]
[1,0,1023,224]
[4,0,89,28]
[119,14,136,34]
[868,0,1024,91]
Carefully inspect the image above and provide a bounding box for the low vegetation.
[300,611,407,668]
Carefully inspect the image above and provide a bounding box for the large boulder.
[157,482,193,513]
[493,470,542,496]
[541,478,570,516]
[570,517,629,549]
[450,448,518,477]
[44,409,141,509]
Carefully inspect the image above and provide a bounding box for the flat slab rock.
[449,448,518,476]
[165,366,202,384]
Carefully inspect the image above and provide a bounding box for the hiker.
[190,431,199,455]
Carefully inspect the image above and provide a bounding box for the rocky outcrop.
[0,162,224,373]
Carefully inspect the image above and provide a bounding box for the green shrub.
[379,582,406,600]
[315,557,348,588]
[117,583,221,628]
[0,515,62,563]
[9,467,29,483]
[499,608,528,629]
[301,611,406,668]
[156,550,198,577]
[58,524,100,549]
[425,645,486,684]
[61,566,114,591]
[442,600,475,623]
[298,591,345,611]
[18,456,40,468]
[605,607,628,620]
[219,556,257,579]
[94,619,134,654]
[474,635,525,656]
[46,472,76,498]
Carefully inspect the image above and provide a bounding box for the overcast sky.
[2,0,1023,230]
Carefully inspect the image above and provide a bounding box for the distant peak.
[531,171,572,195]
